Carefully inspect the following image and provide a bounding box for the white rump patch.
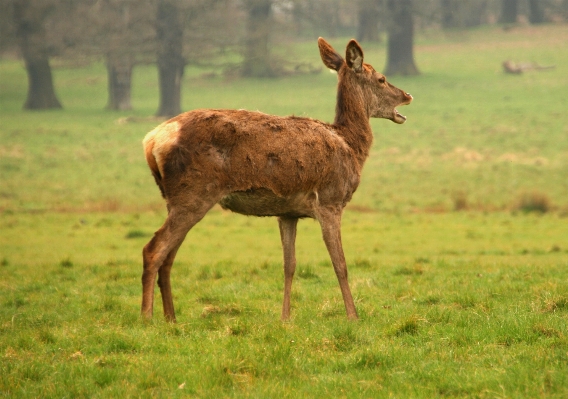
[143,120,181,177]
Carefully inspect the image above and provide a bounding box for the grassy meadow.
[1,24,568,397]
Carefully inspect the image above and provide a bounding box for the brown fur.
[141,38,412,321]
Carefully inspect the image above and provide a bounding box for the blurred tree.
[384,0,419,75]
[499,0,518,23]
[441,0,460,28]
[11,0,62,109]
[528,0,545,23]
[155,0,235,116]
[440,0,488,29]
[155,0,184,117]
[357,0,382,42]
[85,0,154,111]
[290,0,357,39]
[242,0,275,77]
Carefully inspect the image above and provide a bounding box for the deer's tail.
[143,137,166,199]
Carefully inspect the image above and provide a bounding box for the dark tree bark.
[13,0,62,110]
[357,0,381,42]
[242,0,275,77]
[155,0,184,117]
[499,0,518,24]
[528,0,545,24]
[384,0,419,76]
[106,56,133,111]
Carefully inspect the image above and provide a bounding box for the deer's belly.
[219,189,316,218]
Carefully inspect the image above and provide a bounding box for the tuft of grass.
[513,191,552,214]
[351,352,392,370]
[352,257,372,268]
[124,229,151,239]
[297,265,319,279]
[543,296,568,313]
[201,304,242,318]
[452,190,469,211]
[533,324,563,338]
[392,315,422,336]
[419,295,441,306]
[394,264,424,276]
[59,257,73,268]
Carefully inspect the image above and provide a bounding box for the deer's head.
[318,37,412,124]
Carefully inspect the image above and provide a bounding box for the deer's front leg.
[316,208,358,320]
[278,217,298,321]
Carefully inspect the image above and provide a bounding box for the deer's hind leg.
[141,199,216,322]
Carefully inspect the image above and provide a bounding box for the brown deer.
[141,37,412,322]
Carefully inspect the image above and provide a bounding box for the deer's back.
[145,109,362,215]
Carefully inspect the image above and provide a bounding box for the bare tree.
[11,0,62,109]
[76,0,155,111]
[100,0,154,111]
[384,0,419,76]
[154,0,236,117]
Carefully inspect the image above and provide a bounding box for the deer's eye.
[378,76,385,84]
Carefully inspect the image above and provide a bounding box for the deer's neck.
[333,79,374,167]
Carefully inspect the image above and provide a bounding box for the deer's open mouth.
[392,93,412,124]
[393,109,407,124]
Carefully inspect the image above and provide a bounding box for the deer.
[141,37,412,322]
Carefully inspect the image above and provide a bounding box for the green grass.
[1,24,568,397]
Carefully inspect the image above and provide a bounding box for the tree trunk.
[21,56,62,110]
[242,0,274,77]
[357,0,381,42]
[155,0,184,117]
[464,0,487,28]
[106,57,133,111]
[499,0,518,24]
[384,0,419,76]
[13,0,62,110]
[528,0,545,24]
[441,0,459,29]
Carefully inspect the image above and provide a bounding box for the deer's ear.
[346,39,364,73]
[318,37,344,71]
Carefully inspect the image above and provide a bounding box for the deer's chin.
[392,109,407,124]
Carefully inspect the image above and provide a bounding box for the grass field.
[1,24,568,397]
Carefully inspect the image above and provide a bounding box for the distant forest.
[1,0,567,115]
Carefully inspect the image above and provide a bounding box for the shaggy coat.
[141,37,412,321]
